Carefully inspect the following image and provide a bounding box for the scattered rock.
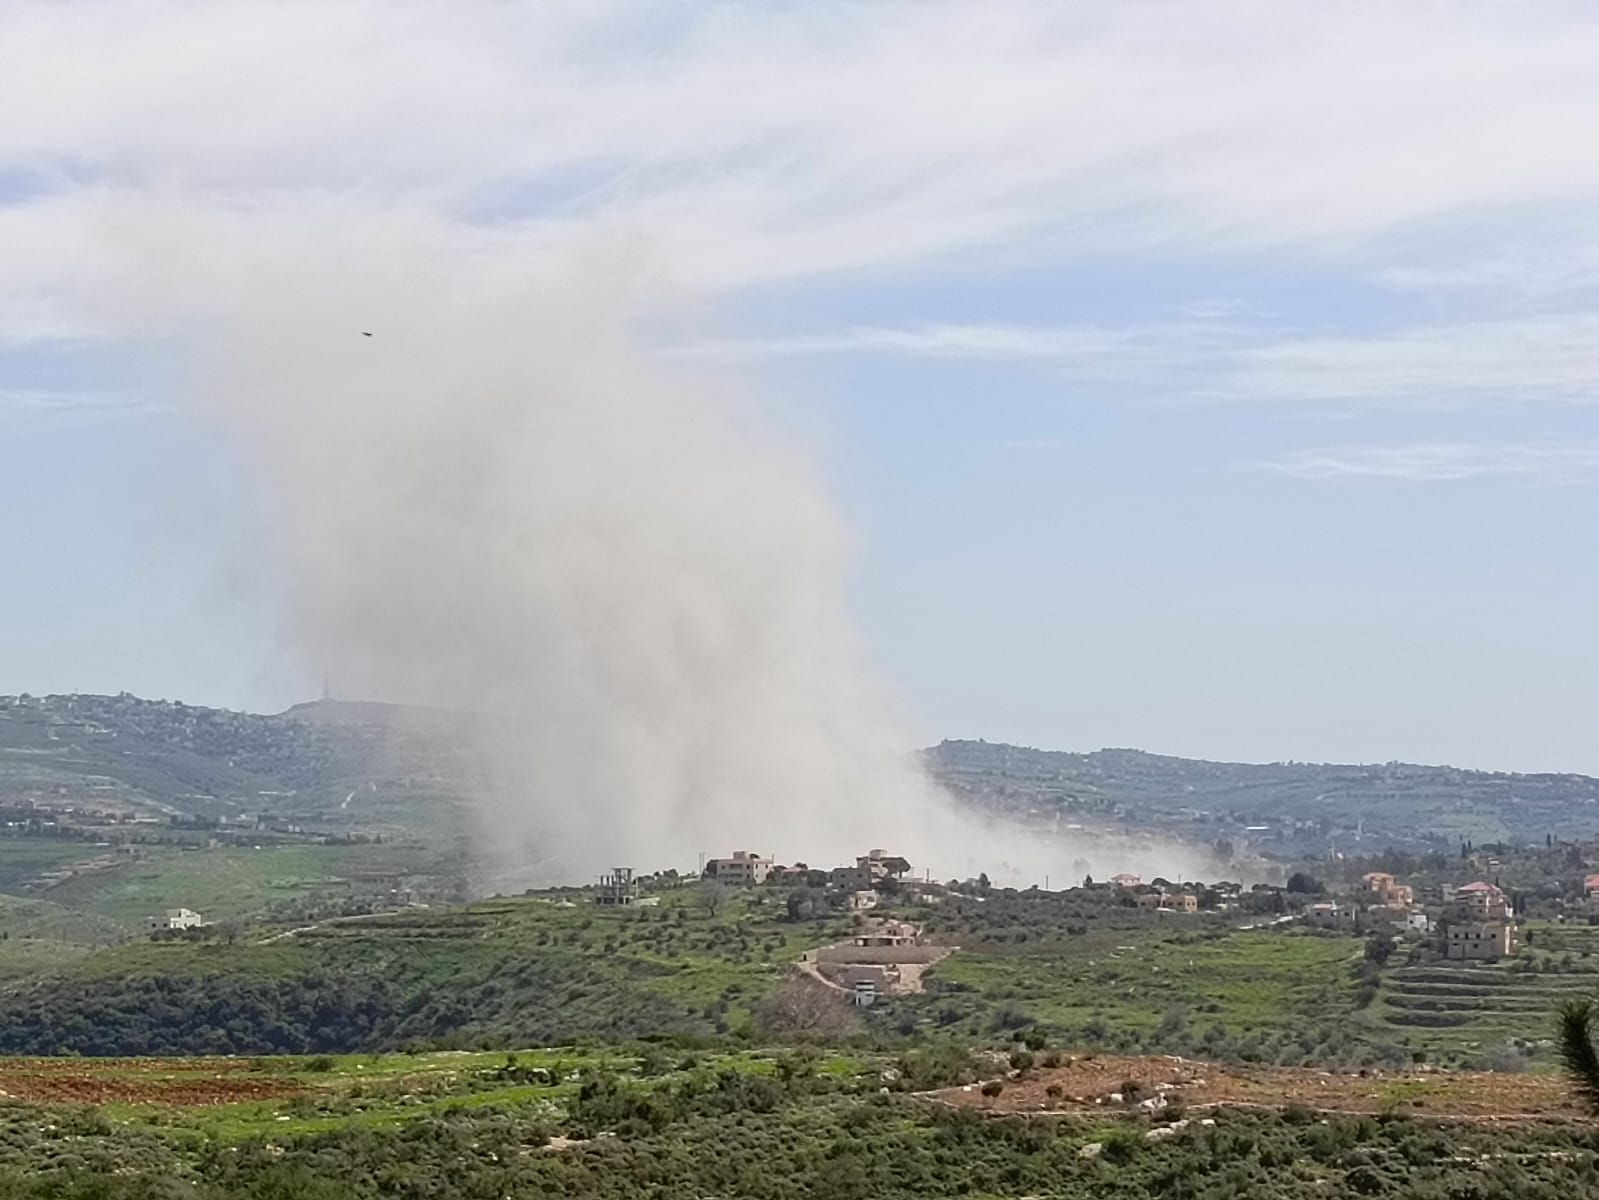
[1078,1142,1104,1159]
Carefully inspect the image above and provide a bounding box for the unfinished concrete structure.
[594,866,638,906]
[1445,920,1519,961]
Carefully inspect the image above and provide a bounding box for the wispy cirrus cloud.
[673,323,1133,361]
[670,318,1246,400]
[1260,443,1599,484]
[5,3,1599,328]
[0,388,157,430]
[1232,314,1599,408]
[686,309,1599,411]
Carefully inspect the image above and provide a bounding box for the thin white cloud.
[1232,314,1599,407]
[672,319,1246,395]
[1262,443,1599,484]
[674,324,1131,361]
[685,310,1599,412]
[0,388,157,429]
[4,3,1599,321]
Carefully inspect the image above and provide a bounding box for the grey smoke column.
[191,244,939,880]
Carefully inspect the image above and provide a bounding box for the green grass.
[0,840,107,891]
[914,927,1361,1043]
[60,1045,873,1143]
[0,894,130,979]
[37,841,434,928]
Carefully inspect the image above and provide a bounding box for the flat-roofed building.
[705,850,773,886]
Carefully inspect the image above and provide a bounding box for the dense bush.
[0,1095,1594,1198]
[0,948,716,1056]
[0,971,398,1056]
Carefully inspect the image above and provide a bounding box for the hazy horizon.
[9,687,1594,784]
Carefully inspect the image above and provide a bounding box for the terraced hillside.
[1374,921,1599,1061]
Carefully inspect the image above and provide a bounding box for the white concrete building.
[148,908,204,931]
[1402,911,1433,935]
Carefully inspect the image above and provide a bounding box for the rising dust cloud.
[123,217,1209,889]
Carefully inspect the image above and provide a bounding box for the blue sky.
[5,3,1599,772]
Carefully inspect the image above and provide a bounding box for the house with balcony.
[705,850,774,886]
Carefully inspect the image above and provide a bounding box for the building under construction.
[595,866,638,906]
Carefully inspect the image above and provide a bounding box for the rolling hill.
[5,692,1598,860]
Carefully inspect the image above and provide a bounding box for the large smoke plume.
[100,207,1211,887]
[162,221,938,880]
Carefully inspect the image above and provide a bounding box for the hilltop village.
[582,840,1599,998]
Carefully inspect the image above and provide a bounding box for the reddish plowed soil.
[933,1054,1582,1123]
[0,1059,304,1106]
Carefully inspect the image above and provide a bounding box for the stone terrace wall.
[815,944,948,966]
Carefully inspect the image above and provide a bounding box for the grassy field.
[0,839,110,891]
[94,1045,871,1142]
[911,926,1364,1047]
[0,834,460,952]
[38,841,440,926]
[0,894,125,979]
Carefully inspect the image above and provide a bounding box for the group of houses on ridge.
[590,848,913,908]
[1302,872,1522,962]
[1106,864,1525,963]
[1109,872,1202,914]
[701,848,912,893]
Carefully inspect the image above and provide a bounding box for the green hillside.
[13,694,1599,867]
[930,739,1599,851]
[0,693,476,832]
[0,886,850,1056]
